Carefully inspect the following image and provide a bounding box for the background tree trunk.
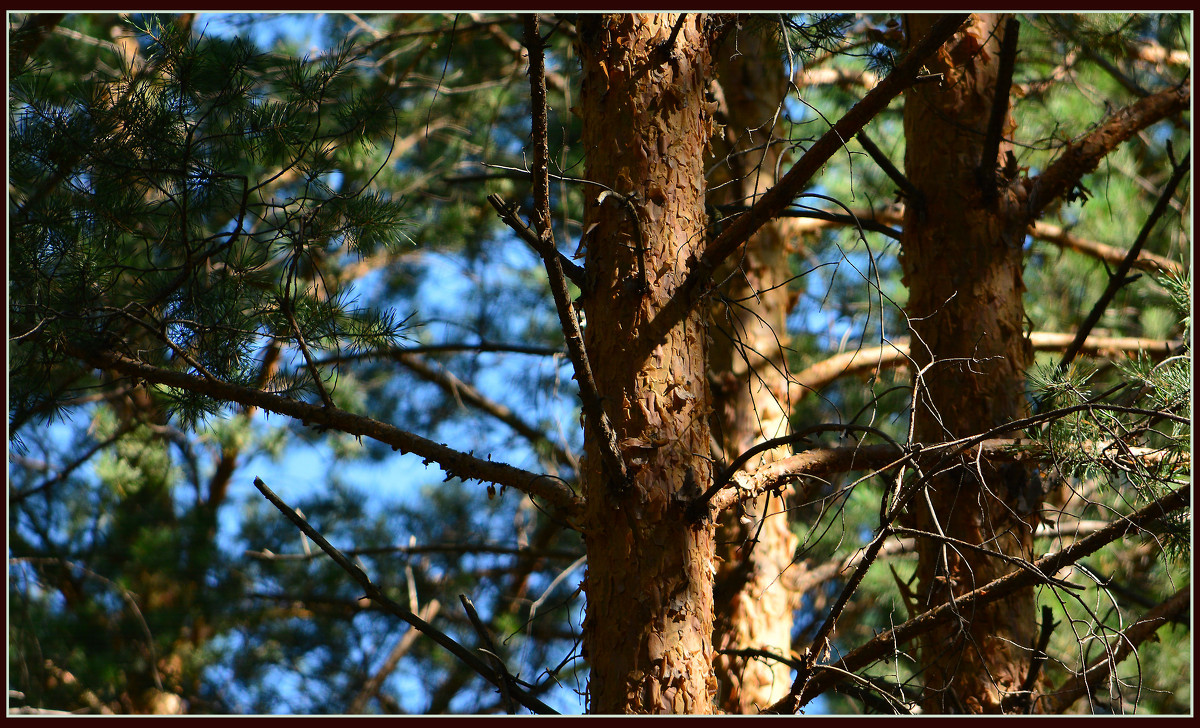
[706,30,802,713]
[576,13,723,714]
[900,13,1042,713]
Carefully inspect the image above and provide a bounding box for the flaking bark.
[900,13,1041,713]
[576,13,723,713]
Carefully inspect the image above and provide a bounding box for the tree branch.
[977,17,1020,205]
[1025,78,1189,221]
[796,332,1184,396]
[714,416,1188,517]
[1031,221,1184,276]
[63,343,583,518]
[520,13,629,490]
[1056,153,1190,373]
[856,130,922,210]
[1040,587,1190,713]
[766,483,1191,712]
[251,476,557,715]
[391,349,576,470]
[347,599,441,714]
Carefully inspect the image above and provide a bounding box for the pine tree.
[9,12,1190,715]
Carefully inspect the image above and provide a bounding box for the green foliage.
[10,13,414,426]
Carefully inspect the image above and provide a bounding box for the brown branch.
[63,343,582,517]
[977,17,1020,205]
[1031,221,1184,276]
[1025,78,1189,221]
[347,599,442,714]
[519,13,628,490]
[796,332,1184,396]
[1040,587,1190,714]
[460,594,517,714]
[717,429,1188,517]
[251,476,557,715]
[766,483,1190,713]
[698,14,967,279]
[753,199,1187,276]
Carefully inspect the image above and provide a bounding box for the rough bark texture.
[899,13,1042,713]
[576,14,723,714]
[706,30,801,713]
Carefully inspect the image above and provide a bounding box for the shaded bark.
[576,13,724,713]
[899,13,1041,713]
[706,28,801,713]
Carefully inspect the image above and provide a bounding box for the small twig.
[977,17,1020,205]
[764,483,1190,713]
[486,195,587,290]
[67,344,580,515]
[1041,587,1189,713]
[460,595,517,714]
[251,476,556,715]
[1003,604,1054,712]
[282,297,335,409]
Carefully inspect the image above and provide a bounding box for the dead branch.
[1056,153,1191,372]
[1039,587,1190,714]
[519,14,629,491]
[251,476,557,714]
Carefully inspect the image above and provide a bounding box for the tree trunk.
[706,30,802,713]
[575,13,723,714]
[899,13,1042,713]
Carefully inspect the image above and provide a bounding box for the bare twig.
[391,349,575,469]
[251,476,557,715]
[460,594,517,714]
[1001,605,1055,712]
[1040,587,1190,713]
[856,130,922,209]
[765,483,1190,712]
[487,195,587,290]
